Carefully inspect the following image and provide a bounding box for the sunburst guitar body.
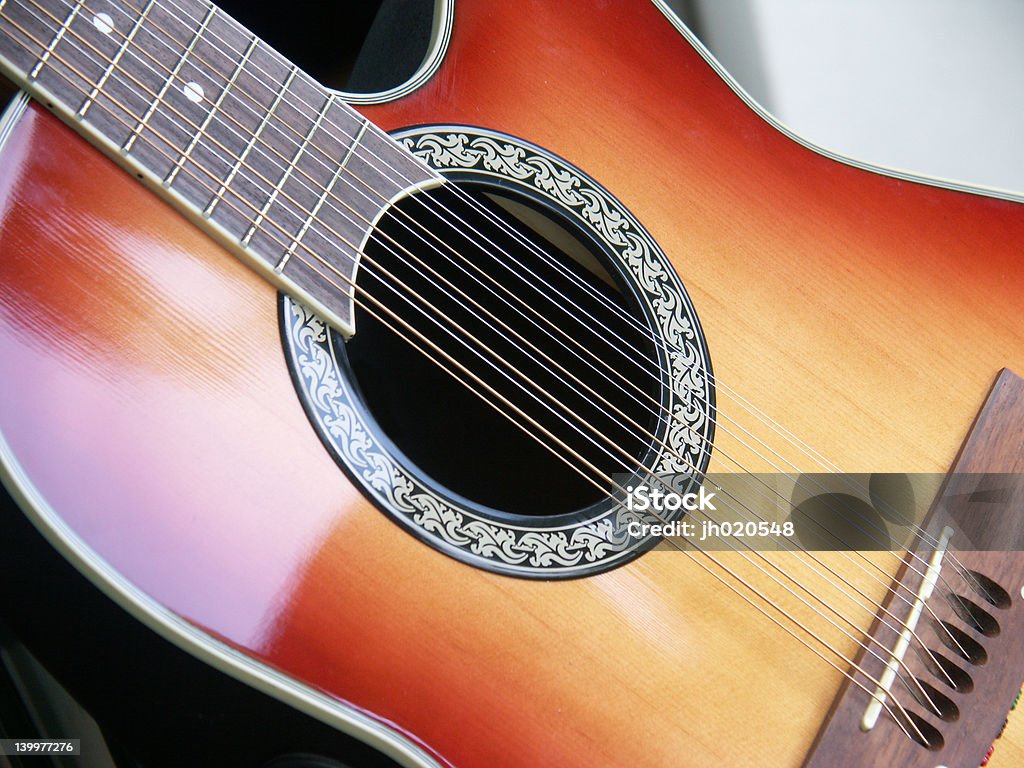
[0,0,1023,766]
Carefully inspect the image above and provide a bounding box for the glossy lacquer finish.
[1,1,1023,766]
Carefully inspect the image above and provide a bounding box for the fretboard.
[0,0,438,335]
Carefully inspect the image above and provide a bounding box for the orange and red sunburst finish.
[1,1,1023,766]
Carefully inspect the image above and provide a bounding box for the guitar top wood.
[0,0,1022,765]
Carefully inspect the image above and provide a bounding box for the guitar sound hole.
[342,182,662,519]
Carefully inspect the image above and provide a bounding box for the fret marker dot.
[92,12,114,35]
[183,82,205,104]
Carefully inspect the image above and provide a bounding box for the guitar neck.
[0,0,436,335]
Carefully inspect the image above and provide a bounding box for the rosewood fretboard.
[0,0,437,334]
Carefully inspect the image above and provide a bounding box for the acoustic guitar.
[1,0,1023,765]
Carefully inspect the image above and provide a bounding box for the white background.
[669,0,1024,194]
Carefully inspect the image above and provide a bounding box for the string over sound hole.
[282,125,715,578]
[346,182,660,518]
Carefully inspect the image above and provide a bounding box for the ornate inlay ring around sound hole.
[281,125,714,578]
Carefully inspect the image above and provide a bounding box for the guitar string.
[675,547,923,745]
[76,0,994,625]
[9,0,983,696]
[7,0,965,657]
[90,0,1007,720]
[117,0,993,645]
[0,0,970,704]
[8,12,958,737]
[0,43,937,753]
[22,0,966,643]
[0,14,945,742]
[98,0,989,607]
[4,1,974,729]
[59,0,970,614]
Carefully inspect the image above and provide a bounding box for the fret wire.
[203,59,297,218]
[78,0,155,117]
[97,0,391,208]
[12,0,307,245]
[27,0,81,79]
[163,30,256,187]
[70,0,394,278]
[242,88,333,247]
[122,1,214,153]
[275,116,368,273]
[3,0,267,243]
[34,0,397,269]
[2,4,343,304]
